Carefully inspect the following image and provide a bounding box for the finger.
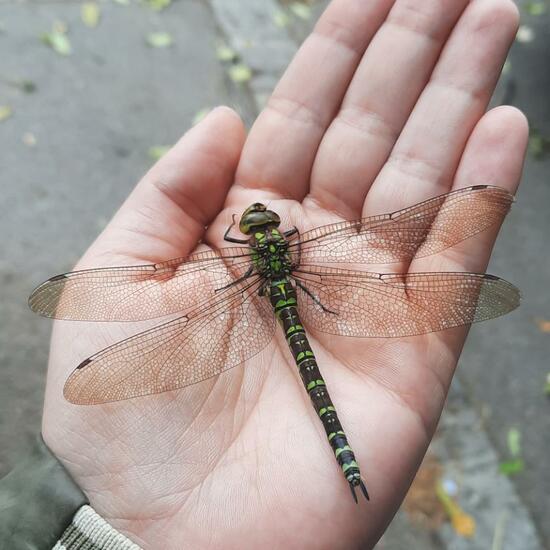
[364,0,519,216]
[413,106,528,275]
[308,0,470,217]
[232,0,395,202]
[80,107,245,267]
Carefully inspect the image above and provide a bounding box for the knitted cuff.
[54,505,142,550]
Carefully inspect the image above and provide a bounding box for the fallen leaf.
[146,31,173,48]
[82,3,101,28]
[528,129,550,160]
[507,428,521,457]
[499,458,524,476]
[192,107,211,126]
[273,10,291,28]
[516,25,535,43]
[525,1,546,16]
[544,373,550,396]
[435,481,476,538]
[148,145,170,161]
[22,132,37,147]
[216,44,237,62]
[403,455,446,530]
[41,23,71,56]
[0,105,12,122]
[145,0,171,11]
[228,63,252,83]
[535,318,550,333]
[289,2,311,20]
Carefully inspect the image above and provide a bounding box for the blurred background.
[0,1,548,548]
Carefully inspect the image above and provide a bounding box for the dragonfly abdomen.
[269,278,369,502]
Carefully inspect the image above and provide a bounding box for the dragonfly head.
[239,203,281,235]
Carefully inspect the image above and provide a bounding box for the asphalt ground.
[0,1,548,547]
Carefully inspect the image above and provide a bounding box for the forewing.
[293,266,520,338]
[64,276,275,404]
[29,247,253,321]
[290,186,513,265]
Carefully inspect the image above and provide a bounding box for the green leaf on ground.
[525,1,546,15]
[82,3,101,27]
[216,44,237,62]
[145,0,171,11]
[192,107,211,125]
[499,459,524,476]
[507,428,521,457]
[289,2,311,20]
[0,105,12,122]
[544,373,550,396]
[41,23,72,56]
[273,10,291,28]
[148,145,170,161]
[228,63,252,83]
[146,32,173,48]
[528,128,550,160]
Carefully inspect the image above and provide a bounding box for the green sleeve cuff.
[0,434,88,549]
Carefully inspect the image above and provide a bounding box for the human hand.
[41,1,527,548]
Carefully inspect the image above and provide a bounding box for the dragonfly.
[29,185,520,503]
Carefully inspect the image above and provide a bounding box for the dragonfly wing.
[29,247,253,321]
[293,265,520,337]
[290,186,513,265]
[64,275,275,404]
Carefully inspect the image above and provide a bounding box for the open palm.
[42,1,527,548]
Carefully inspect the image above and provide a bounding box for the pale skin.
[42,1,528,548]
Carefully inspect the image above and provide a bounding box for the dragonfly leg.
[284,226,299,238]
[224,214,249,244]
[295,279,337,315]
[215,265,254,292]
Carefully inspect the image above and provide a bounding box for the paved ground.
[1,1,548,548]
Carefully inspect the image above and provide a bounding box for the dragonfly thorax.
[250,228,292,279]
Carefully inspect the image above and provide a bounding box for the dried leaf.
[146,32,173,48]
[435,481,476,538]
[0,105,12,122]
[228,63,252,83]
[516,25,535,43]
[507,428,521,457]
[499,458,524,476]
[273,10,291,28]
[148,145,170,161]
[192,107,211,126]
[535,318,550,333]
[403,455,446,530]
[82,3,101,28]
[216,44,237,62]
[289,2,311,20]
